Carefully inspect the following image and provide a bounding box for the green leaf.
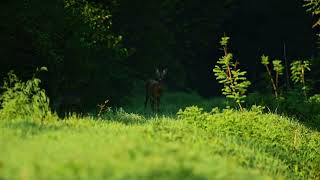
[220,36,230,47]
[261,55,269,65]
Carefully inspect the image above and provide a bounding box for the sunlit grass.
[0,91,320,179]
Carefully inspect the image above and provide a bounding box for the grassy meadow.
[0,88,320,180]
[1,0,320,179]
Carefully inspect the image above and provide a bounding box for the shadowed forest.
[1,0,318,108]
[0,0,320,179]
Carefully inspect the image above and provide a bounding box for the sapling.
[290,60,311,97]
[272,59,284,92]
[213,36,251,111]
[261,55,277,97]
[260,55,284,98]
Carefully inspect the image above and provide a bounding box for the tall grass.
[1,107,319,179]
[0,74,320,179]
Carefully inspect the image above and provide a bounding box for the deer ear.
[162,68,167,75]
[156,68,160,76]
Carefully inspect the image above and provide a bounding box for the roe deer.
[53,92,84,118]
[144,68,167,112]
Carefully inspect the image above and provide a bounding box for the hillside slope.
[0,107,319,179]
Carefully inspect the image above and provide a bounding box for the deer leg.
[144,93,149,109]
[150,97,155,112]
[144,81,151,109]
[156,97,160,113]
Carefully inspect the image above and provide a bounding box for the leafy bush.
[0,69,57,123]
[245,91,320,126]
[309,94,320,103]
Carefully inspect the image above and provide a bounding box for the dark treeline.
[0,0,317,112]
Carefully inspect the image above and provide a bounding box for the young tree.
[290,60,311,97]
[213,36,251,111]
[260,55,284,98]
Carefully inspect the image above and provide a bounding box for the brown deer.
[52,79,89,117]
[53,92,84,118]
[144,68,167,112]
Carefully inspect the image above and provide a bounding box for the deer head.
[155,68,167,82]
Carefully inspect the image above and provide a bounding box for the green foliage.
[178,106,320,179]
[245,91,320,127]
[290,61,311,97]
[309,94,320,103]
[219,36,230,46]
[273,60,284,96]
[64,0,124,50]
[0,91,319,179]
[304,0,320,26]
[60,0,133,107]
[0,0,134,110]
[290,60,311,96]
[260,55,284,98]
[291,60,311,84]
[260,55,276,96]
[0,117,270,180]
[304,0,320,14]
[304,0,320,50]
[1,102,319,179]
[0,69,56,123]
[272,60,284,75]
[260,55,269,65]
[213,36,251,110]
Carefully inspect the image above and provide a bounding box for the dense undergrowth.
[0,73,320,179]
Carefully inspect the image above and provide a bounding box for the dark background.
[0,0,317,111]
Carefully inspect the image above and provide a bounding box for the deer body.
[144,69,167,112]
[53,93,84,117]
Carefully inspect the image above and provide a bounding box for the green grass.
[123,90,227,116]
[0,92,320,179]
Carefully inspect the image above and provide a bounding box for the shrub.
[245,91,320,127]
[0,68,57,123]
